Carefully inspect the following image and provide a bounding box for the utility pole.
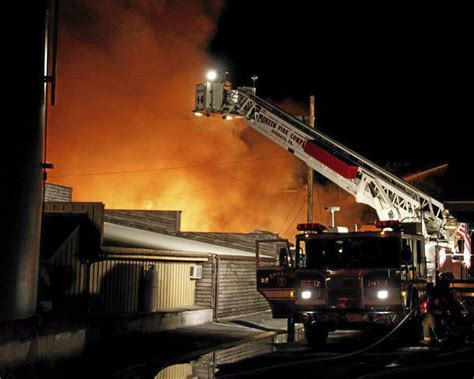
[287,95,316,342]
[307,95,315,222]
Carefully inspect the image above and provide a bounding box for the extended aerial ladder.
[193,77,469,279]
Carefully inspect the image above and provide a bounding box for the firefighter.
[279,247,290,267]
[422,272,455,345]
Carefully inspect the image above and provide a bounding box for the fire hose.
[218,307,419,378]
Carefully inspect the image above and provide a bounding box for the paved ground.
[4,312,280,379]
[7,311,474,379]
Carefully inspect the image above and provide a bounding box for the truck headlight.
[301,290,312,299]
[377,290,388,300]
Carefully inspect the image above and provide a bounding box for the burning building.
[48,0,366,241]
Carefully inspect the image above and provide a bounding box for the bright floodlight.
[207,70,217,81]
[377,290,388,300]
[301,290,312,300]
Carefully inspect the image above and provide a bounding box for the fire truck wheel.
[304,323,329,348]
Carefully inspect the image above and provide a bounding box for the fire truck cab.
[256,221,427,346]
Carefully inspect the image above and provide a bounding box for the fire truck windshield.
[297,236,401,269]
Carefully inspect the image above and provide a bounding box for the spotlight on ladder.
[251,75,258,89]
[207,70,217,81]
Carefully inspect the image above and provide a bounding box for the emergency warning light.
[296,223,326,232]
[375,220,401,230]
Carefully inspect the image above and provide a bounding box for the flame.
[48,0,366,240]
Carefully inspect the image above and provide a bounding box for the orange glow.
[48,1,366,240]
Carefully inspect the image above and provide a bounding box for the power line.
[49,155,292,178]
[282,194,306,236]
[107,164,294,204]
[278,190,300,235]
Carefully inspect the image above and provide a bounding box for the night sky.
[209,1,472,199]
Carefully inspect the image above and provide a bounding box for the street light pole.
[251,75,258,94]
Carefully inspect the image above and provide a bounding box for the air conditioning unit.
[190,265,202,279]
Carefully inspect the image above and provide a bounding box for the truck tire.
[304,323,329,348]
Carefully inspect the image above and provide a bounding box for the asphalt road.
[5,319,474,378]
[154,328,474,379]
[214,330,474,379]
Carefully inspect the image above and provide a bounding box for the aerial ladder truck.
[193,73,473,345]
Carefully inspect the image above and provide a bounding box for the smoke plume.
[49,0,365,239]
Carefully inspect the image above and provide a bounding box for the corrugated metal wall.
[89,259,145,315]
[154,363,193,379]
[153,261,196,309]
[47,226,88,312]
[89,260,196,314]
[215,257,270,319]
[45,229,200,315]
[44,222,270,319]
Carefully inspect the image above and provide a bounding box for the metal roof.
[104,222,272,258]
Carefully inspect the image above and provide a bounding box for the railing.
[234,89,444,231]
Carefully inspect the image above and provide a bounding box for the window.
[297,236,401,269]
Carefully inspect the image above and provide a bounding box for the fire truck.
[255,220,427,345]
[193,72,473,345]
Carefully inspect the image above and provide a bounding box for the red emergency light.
[375,220,401,230]
[297,223,326,232]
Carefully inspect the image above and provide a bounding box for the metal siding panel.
[124,261,130,313]
[95,262,102,313]
[125,261,132,313]
[111,261,117,314]
[110,261,117,313]
[154,363,193,379]
[116,262,122,314]
[99,261,104,313]
[119,262,125,313]
[95,262,102,312]
[97,261,104,314]
[91,263,97,312]
[66,234,73,297]
[101,261,108,314]
[152,261,195,310]
[93,263,97,312]
[73,248,79,296]
[47,226,87,312]
[132,261,138,313]
[136,262,141,312]
[104,261,110,313]
[84,258,199,315]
